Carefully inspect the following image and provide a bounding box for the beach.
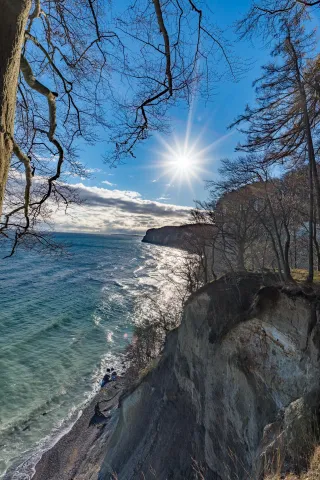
[31,376,127,480]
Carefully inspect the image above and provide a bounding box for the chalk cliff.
[142,224,215,251]
[99,273,320,479]
[32,273,320,480]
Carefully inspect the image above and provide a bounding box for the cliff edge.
[99,273,320,479]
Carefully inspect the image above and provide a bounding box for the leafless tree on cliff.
[0,0,235,256]
[176,223,218,286]
[192,169,263,275]
[231,20,320,281]
[236,0,319,41]
[195,154,313,281]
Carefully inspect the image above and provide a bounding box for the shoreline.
[13,377,127,480]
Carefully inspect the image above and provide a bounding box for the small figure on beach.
[100,372,110,388]
[101,366,118,387]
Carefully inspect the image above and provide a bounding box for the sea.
[0,232,183,479]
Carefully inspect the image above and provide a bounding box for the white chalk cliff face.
[99,273,320,479]
[142,225,196,248]
[142,224,215,250]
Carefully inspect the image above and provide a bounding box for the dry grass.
[291,269,320,283]
[265,447,320,480]
[105,448,320,480]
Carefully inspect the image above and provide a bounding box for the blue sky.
[52,1,274,233]
[73,0,267,204]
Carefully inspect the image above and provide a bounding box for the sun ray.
[154,136,209,189]
[152,113,234,195]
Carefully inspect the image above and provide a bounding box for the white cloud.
[5,172,191,234]
[85,168,102,174]
[102,180,116,187]
[50,183,191,234]
[157,194,170,201]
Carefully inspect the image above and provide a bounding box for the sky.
[52,0,272,234]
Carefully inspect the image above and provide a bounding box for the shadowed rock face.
[99,273,320,480]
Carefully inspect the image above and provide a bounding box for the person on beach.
[101,372,110,388]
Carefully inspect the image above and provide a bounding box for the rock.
[259,390,320,477]
[99,273,320,480]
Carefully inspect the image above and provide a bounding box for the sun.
[151,114,233,194]
[174,153,192,171]
[168,148,197,176]
[155,135,209,192]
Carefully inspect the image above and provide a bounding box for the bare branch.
[152,0,173,95]
[20,55,57,140]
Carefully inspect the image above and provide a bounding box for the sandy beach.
[31,377,127,480]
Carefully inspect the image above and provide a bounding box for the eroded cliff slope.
[99,273,320,480]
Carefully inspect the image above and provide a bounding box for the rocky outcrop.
[99,274,320,480]
[142,224,215,251]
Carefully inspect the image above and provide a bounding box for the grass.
[291,269,320,283]
[108,448,320,480]
[265,447,320,480]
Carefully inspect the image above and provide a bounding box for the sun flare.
[174,153,192,171]
[155,134,210,193]
[152,109,234,195]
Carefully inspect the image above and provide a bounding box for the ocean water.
[0,233,182,479]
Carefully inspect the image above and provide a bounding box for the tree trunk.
[307,153,314,283]
[313,230,320,272]
[313,207,320,271]
[210,243,217,281]
[0,0,31,216]
[301,95,320,229]
[287,33,320,239]
[237,242,246,271]
[283,221,292,279]
[293,229,297,269]
[269,232,285,282]
[265,195,292,281]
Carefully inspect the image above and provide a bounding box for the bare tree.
[179,222,217,285]
[0,1,31,218]
[194,155,313,281]
[236,0,318,41]
[231,21,320,281]
[0,0,235,256]
[193,167,263,274]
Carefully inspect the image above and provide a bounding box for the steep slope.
[99,273,320,480]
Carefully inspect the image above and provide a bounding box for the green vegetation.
[292,269,320,284]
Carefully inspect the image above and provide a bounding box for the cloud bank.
[51,183,191,234]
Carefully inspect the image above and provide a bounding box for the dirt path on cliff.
[32,377,127,480]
